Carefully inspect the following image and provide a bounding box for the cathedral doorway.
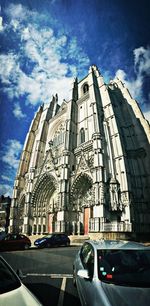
[31,174,58,234]
[71,173,93,234]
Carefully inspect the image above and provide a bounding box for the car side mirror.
[77,269,90,280]
[16,269,26,279]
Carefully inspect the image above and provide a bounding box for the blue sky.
[0,0,150,196]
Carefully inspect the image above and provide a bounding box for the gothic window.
[80,128,85,144]
[82,83,89,94]
[53,123,65,147]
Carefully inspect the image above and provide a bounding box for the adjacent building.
[10,66,150,240]
[0,195,11,232]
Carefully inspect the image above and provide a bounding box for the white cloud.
[0,139,22,170]
[114,46,150,106]
[0,16,3,31]
[1,175,11,182]
[0,53,20,84]
[0,3,90,108]
[6,3,27,21]
[115,68,143,100]
[114,69,126,81]
[144,110,150,123]
[13,102,26,119]
[134,46,150,75]
[0,184,13,197]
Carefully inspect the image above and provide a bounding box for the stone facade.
[10,66,150,239]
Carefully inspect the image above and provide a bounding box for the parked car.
[0,233,31,251]
[73,239,150,306]
[0,255,43,306]
[34,233,70,248]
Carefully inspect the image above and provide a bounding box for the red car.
[0,233,31,251]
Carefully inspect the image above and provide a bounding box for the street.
[1,246,81,306]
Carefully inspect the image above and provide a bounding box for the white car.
[73,239,150,306]
[0,256,43,306]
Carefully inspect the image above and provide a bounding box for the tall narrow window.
[83,83,89,94]
[80,128,85,144]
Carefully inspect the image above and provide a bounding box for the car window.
[5,234,17,240]
[4,234,12,241]
[97,249,150,287]
[53,234,59,239]
[45,234,52,238]
[80,244,91,261]
[19,235,24,239]
[61,234,67,239]
[0,257,21,294]
[12,235,18,240]
[18,235,26,240]
[80,243,94,278]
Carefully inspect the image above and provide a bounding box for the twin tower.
[10,65,150,240]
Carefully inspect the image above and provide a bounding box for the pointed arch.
[70,172,94,235]
[31,173,59,233]
[48,117,66,145]
[31,173,58,212]
[70,172,93,210]
[82,83,89,95]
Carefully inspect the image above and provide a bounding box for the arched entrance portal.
[71,173,93,235]
[31,174,58,234]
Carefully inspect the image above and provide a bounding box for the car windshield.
[97,249,150,287]
[44,234,52,238]
[0,257,21,294]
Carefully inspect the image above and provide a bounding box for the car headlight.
[39,239,46,243]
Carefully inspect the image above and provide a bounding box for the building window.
[83,83,89,94]
[80,128,85,144]
[52,123,65,147]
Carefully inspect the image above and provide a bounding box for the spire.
[72,77,78,101]
[52,94,58,116]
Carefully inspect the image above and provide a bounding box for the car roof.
[6,233,25,235]
[84,239,150,250]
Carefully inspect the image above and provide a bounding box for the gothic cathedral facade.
[10,66,150,239]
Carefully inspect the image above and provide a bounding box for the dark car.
[0,233,31,251]
[34,233,70,248]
